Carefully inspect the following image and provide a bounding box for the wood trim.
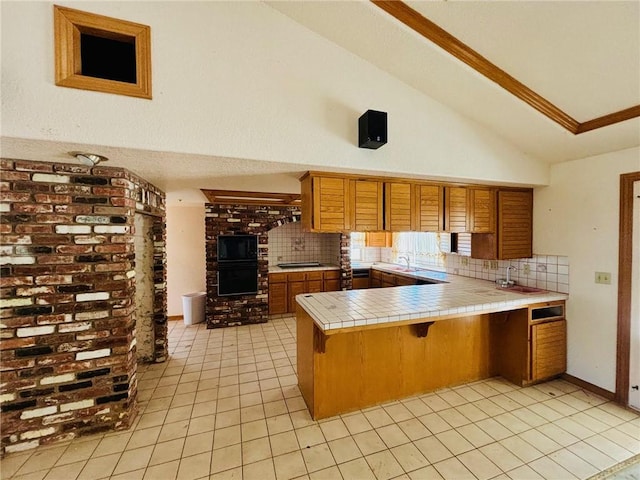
[54,5,152,99]
[201,189,301,206]
[616,172,640,405]
[562,373,615,401]
[576,106,640,134]
[371,1,640,134]
[168,315,183,321]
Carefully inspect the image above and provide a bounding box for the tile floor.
[2,315,639,480]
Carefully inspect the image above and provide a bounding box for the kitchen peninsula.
[296,272,568,419]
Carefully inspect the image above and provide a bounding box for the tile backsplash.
[268,222,341,266]
[443,253,570,293]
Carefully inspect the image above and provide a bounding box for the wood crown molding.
[201,189,301,206]
[372,1,639,134]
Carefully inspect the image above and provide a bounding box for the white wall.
[166,205,206,317]
[534,146,640,392]
[1,1,549,187]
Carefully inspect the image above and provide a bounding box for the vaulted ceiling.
[268,0,640,162]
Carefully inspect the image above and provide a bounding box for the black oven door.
[217,261,258,296]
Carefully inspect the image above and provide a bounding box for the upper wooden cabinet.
[414,184,444,232]
[350,179,383,231]
[471,189,533,259]
[468,187,496,233]
[385,182,414,232]
[444,186,468,232]
[365,232,392,247]
[301,174,351,232]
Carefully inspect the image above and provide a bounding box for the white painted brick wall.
[20,406,57,420]
[16,325,55,337]
[75,292,110,302]
[60,399,94,412]
[40,373,75,385]
[75,348,110,361]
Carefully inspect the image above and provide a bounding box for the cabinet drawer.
[306,271,323,281]
[287,272,306,282]
[269,273,287,283]
[529,301,565,323]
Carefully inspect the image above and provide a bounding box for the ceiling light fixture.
[68,151,109,166]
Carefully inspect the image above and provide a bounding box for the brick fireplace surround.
[0,158,167,455]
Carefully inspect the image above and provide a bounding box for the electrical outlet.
[461,257,469,266]
[595,272,611,284]
[490,261,498,270]
[482,260,489,269]
[523,264,530,275]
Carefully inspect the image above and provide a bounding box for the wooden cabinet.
[369,269,417,288]
[323,270,341,292]
[352,277,369,289]
[268,273,288,315]
[493,300,566,386]
[414,183,444,232]
[385,182,414,231]
[471,189,532,259]
[350,179,383,231]
[301,174,350,232]
[468,187,496,233]
[269,270,341,314]
[444,186,468,232]
[365,232,392,247]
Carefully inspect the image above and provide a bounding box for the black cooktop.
[277,262,321,268]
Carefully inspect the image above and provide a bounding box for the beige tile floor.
[2,315,639,480]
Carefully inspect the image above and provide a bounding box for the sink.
[385,266,417,272]
[500,285,547,294]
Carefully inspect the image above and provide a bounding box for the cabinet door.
[394,275,417,286]
[385,182,413,231]
[468,187,496,233]
[498,190,532,259]
[444,187,468,232]
[370,270,382,288]
[352,277,369,289]
[310,176,350,232]
[307,280,323,293]
[414,184,443,232]
[365,232,392,247]
[269,282,288,315]
[324,279,340,292]
[531,320,566,382]
[350,179,383,231]
[287,281,307,313]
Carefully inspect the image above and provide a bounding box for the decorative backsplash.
[443,254,570,293]
[267,222,341,266]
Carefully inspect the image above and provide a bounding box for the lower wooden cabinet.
[494,300,566,386]
[269,270,341,314]
[369,269,417,288]
[532,319,566,381]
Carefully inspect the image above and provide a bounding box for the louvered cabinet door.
[350,179,383,231]
[312,176,350,232]
[498,190,532,259]
[444,186,468,232]
[531,320,566,381]
[385,182,413,231]
[469,187,496,233]
[415,184,444,232]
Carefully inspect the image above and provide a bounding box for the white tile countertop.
[296,273,568,334]
[268,264,340,273]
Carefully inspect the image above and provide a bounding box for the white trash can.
[182,292,206,325]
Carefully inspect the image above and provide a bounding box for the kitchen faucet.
[398,256,410,269]
[506,265,517,284]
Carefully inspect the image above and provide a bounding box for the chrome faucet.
[506,265,517,284]
[398,256,410,269]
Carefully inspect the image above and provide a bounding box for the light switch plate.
[595,272,611,284]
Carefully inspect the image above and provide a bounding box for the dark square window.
[80,34,137,84]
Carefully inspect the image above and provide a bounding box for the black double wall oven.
[217,234,259,296]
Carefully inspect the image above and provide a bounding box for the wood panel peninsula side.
[295,272,567,420]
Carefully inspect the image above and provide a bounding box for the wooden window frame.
[54,5,152,99]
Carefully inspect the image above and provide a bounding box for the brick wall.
[0,158,166,455]
[205,204,352,328]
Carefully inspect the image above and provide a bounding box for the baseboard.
[168,315,183,321]
[561,373,616,401]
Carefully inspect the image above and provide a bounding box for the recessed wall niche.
[54,5,152,99]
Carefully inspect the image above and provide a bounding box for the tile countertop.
[296,272,568,334]
[268,264,340,273]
